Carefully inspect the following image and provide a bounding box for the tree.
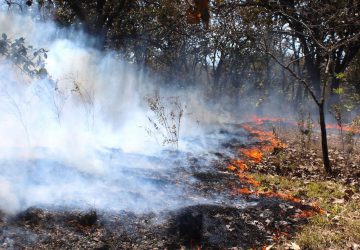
[246,0,360,173]
[0,33,48,78]
[4,0,360,173]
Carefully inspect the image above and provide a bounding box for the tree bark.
[318,102,332,174]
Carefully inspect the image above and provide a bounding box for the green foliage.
[333,87,344,95]
[5,0,358,117]
[335,73,346,80]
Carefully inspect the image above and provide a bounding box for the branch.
[275,10,327,51]
[330,31,360,52]
[284,52,314,68]
[267,51,320,106]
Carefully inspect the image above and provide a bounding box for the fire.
[292,210,316,218]
[227,159,248,172]
[240,123,287,154]
[249,115,285,125]
[292,204,324,218]
[227,116,324,225]
[326,123,360,134]
[255,190,301,203]
[227,165,237,171]
[240,148,263,163]
[236,172,261,187]
[250,114,360,134]
[237,187,253,195]
[233,159,248,171]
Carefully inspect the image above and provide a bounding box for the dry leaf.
[332,198,345,204]
[265,244,275,250]
[352,243,360,250]
[287,242,301,250]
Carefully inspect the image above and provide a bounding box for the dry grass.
[239,118,360,249]
[295,200,360,249]
[252,170,360,249]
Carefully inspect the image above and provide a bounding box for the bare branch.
[267,51,320,106]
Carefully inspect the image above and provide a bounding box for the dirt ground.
[0,120,359,250]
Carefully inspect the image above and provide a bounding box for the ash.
[0,125,311,249]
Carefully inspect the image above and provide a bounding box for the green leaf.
[336,73,346,80]
[333,87,344,95]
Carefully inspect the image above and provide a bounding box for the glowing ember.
[232,159,248,171]
[292,210,316,218]
[256,190,301,203]
[236,172,261,187]
[237,188,253,195]
[227,165,237,171]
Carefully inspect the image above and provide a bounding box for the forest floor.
[0,120,359,250]
[248,124,360,250]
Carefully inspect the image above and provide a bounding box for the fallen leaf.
[332,198,345,204]
[287,242,301,250]
[265,244,275,250]
[352,243,360,250]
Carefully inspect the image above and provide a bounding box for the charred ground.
[0,120,332,250]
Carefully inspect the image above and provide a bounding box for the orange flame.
[326,123,360,133]
[226,116,323,224]
[233,159,248,171]
[255,190,301,203]
[236,172,261,187]
[237,187,253,195]
[227,165,237,171]
[292,210,316,218]
[240,148,263,163]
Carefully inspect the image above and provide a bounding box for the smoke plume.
[0,11,224,214]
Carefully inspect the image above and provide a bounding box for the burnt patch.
[165,201,308,249]
[76,210,98,227]
[193,171,230,182]
[0,122,319,249]
[15,207,45,226]
[0,196,311,249]
[221,138,247,150]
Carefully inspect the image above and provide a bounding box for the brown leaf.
[286,242,301,250]
[266,244,275,250]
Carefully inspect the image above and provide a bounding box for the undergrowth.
[252,174,360,249]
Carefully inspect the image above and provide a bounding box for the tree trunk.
[318,102,332,174]
[328,76,340,107]
[310,68,322,99]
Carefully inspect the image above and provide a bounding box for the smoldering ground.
[0,5,312,217]
[0,11,253,215]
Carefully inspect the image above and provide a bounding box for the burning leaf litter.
[0,118,325,249]
[225,116,328,246]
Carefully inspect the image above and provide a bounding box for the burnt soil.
[0,124,315,250]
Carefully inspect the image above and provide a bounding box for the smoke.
[0,11,233,214]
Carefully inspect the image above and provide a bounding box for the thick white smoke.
[0,11,224,214]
